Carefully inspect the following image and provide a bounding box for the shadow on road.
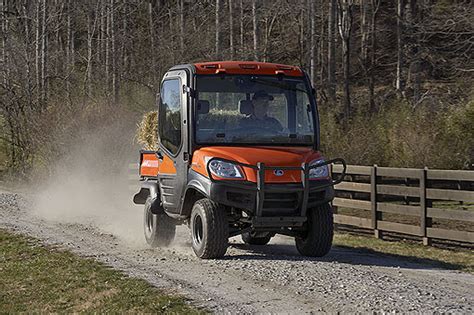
[226,243,462,271]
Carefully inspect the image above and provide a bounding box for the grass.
[333,232,474,273]
[0,229,204,313]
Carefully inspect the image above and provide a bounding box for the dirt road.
[1,191,473,313]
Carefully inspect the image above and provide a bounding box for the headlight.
[309,158,329,179]
[207,158,244,179]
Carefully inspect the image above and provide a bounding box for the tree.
[327,0,336,102]
[215,0,222,59]
[337,0,354,119]
[396,0,405,95]
[252,0,259,61]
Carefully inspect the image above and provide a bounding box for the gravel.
[1,191,473,313]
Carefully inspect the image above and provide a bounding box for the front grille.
[263,192,298,210]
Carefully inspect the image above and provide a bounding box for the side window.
[159,79,182,154]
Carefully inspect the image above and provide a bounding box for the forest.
[0,0,473,179]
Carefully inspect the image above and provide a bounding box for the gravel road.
[1,191,473,313]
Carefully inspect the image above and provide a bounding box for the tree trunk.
[240,0,244,51]
[35,0,41,103]
[319,0,325,87]
[110,0,119,106]
[396,0,405,94]
[252,0,258,61]
[121,0,127,79]
[215,0,221,59]
[105,0,110,94]
[368,0,380,113]
[1,0,8,86]
[409,0,421,104]
[40,0,47,104]
[229,0,234,59]
[337,0,354,119]
[299,0,305,66]
[309,0,316,85]
[360,0,369,62]
[86,7,94,97]
[179,0,184,54]
[148,1,156,83]
[327,0,336,102]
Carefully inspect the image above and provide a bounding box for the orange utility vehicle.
[133,61,346,259]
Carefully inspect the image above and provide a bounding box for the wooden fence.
[331,165,474,245]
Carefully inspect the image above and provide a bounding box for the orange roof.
[194,61,304,76]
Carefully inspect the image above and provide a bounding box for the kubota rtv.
[133,61,346,259]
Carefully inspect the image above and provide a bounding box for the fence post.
[371,164,381,238]
[420,167,431,246]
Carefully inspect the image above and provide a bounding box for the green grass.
[334,232,474,273]
[0,229,204,313]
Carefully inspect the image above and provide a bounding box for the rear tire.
[190,199,228,259]
[295,203,333,257]
[144,197,176,247]
[241,232,272,245]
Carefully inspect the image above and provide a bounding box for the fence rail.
[331,164,474,245]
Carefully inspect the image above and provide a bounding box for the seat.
[239,100,253,115]
[197,100,210,114]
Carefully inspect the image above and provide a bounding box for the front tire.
[295,203,334,257]
[144,197,176,247]
[190,199,228,259]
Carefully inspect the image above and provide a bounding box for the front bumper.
[209,179,335,216]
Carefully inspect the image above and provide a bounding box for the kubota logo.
[273,169,284,176]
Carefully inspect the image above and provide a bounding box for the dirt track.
[1,191,473,313]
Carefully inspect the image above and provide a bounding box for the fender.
[133,180,159,205]
[178,170,213,217]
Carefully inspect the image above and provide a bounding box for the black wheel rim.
[193,214,203,246]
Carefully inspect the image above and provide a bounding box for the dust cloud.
[30,120,147,247]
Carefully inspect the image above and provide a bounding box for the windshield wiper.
[249,77,310,95]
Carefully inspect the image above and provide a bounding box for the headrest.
[239,100,253,115]
[197,100,210,114]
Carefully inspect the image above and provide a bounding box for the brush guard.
[206,157,347,228]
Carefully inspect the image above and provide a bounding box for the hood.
[192,146,323,183]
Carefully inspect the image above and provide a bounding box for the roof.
[194,61,304,77]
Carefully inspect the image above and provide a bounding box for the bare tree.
[41,0,48,103]
[396,0,405,95]
[110,0,119,106]
[337,0,354,119]
[105,0,110,92]
[179,0,184,54]
[252,0,259,60]
[368,0,381,113]
[148,1,156,83]
[215,0,222,59]
[240,0,244,51]
[309,0,316,85]
[327,0,336,102]
[229,0,234,59]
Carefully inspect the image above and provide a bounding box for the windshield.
[195,75,315,145]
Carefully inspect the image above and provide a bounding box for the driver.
[240,90,283,131]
